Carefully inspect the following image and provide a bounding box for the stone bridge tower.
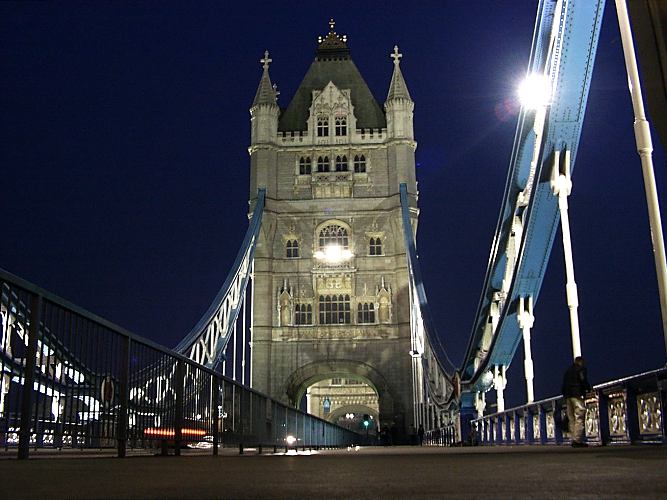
[248,21,418,440]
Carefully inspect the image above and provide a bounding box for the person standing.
[561,356,592,447]
[417,424,425,446]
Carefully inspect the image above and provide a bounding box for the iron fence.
[467,368,666,446]
[0,268,358,458]
[423,368,666,447]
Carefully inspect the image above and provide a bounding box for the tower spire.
[386,45,412,102]
[316,18,350,60]
[252,50,277,107]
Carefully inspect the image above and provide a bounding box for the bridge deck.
[2,445,665,498]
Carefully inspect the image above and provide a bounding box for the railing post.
[174,359,184,456]
[117,336,131,458]
[212,375,219,456]
[18,294,42,460]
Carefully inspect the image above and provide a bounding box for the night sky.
[2,1,665,410]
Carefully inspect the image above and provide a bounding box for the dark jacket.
[561,363,591,398]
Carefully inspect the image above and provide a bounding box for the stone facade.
[248,22,419,440]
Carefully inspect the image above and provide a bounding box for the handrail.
[0,263,359,458]
[469,367,666,446]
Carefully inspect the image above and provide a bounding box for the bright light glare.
[518,74,552,109]
[314,245,353,263]
[286,435,297,445]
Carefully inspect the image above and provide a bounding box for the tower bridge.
[1,0,667,461]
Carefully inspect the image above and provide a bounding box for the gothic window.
[354,154,366,173]
[317,156,330,173]
[318,224,349,249]
[294,303,312,325]
[335,117,347,136]
[299,157,311,175]
[331,378,343,386]
[369,237,382,256]
[335,155,348,172]
[286,240,299,258]
[357,302,376,324]
[319,294,351,324]
[317,117,329,137]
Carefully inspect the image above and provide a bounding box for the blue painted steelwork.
[175,189,265,369]
[461,0,606,391]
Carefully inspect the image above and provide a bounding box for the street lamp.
[518,73,552,110]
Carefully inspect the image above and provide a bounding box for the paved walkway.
[2,445,666,499]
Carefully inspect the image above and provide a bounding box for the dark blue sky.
[1,1,665,409]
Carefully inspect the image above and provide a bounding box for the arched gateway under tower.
[247,21,420,441]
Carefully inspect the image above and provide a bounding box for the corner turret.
[249,50,279,197]
[384,45,417,194]
[385,45,414,140]
[250,50,279,145]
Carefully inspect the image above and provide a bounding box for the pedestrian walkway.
[1,445,665,498]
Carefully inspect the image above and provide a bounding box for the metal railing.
[467,368,666,446]
[0,268,358,458]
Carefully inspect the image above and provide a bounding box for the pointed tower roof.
[386,45,412,102]
[278,20,386,132]
[252,50,277,107]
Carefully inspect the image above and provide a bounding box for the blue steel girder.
[461,0,605,392]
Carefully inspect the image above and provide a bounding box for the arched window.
[369,237,382,256]
[295,304,312,325]
[319,294,351,324]
[286,240,299,258]
[357,303,376,324]
[317,156,330,173]
[318,224,349,250]
[317,117,329,137]
[299,157,311,175]
[354,154,366,173]
[335,117,347,136]
[335,155,348,172]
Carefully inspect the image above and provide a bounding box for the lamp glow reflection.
[518,73,552,109]
[314,244,353,263]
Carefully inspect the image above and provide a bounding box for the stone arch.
[327,404,378,424]
[284,360,395,416]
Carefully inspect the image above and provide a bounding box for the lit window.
[357,303,375,324]
[317,156,330,173]
[335,117,347,136]
[317,117,329,137]
[354,155,366,173]
[369,237,382,256]
[294,303,312,325]
[318,224,348,250]
[319,294,351,324]
[286,240,299,258]
[335,155,348,172]
[299,157,311,175]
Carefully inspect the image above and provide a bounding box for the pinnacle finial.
[391,45,402,66]
[260,50,272,70]
[329,18,335,32]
